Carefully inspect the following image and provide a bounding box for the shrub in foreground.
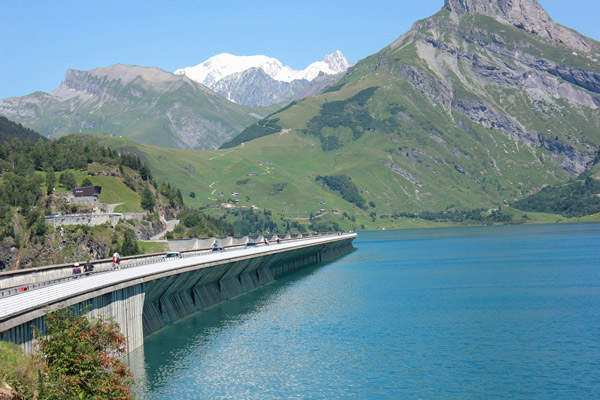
[0,307,135,399]
[35,307,134,399]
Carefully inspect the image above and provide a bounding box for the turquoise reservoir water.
[129,223,600,399]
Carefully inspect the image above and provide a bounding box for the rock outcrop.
[385,0,600,177]
[444,0,596,52]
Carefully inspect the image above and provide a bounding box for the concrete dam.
[0,233,356,353]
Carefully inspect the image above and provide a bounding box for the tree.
[46,169,56,195]
[32,214,48,237]
[140,186,155,212]
[120,228,139,256]
[81,177,93,187]
[33,307,134,399]
[139,164,152,181]
[59,171,76,191]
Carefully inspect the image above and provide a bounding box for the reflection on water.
[130,223,600,399]
[128,263,329,396]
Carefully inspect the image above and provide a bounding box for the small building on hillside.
[71,185,102,205]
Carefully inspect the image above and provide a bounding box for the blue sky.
[1,0,598,99]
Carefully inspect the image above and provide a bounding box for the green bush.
[304,87,378,150]
[1,307,135,399]
[140,186,156,211]
[120,228,140,256]
[59,171,77,191]
[220,118,282,149]
[35,307,134,399]
[512,177,600,217]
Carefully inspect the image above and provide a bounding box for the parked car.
[212,246,225,253]
[164,252,181,260]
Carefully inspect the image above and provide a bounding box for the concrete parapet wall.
[70,196,99,206]
[195,238,215,249]
[0,255,166,293]
[45,213,121,228]
[231,237,248,246]
[167,239,199,252]
[121,212,146,221]
[0,234,341,293]
[166,235,299,251]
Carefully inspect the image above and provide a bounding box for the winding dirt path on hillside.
[209,181,219,195]
[208,143,242,160]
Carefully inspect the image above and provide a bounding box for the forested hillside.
[0,116,45,144]
[0,119,232,270]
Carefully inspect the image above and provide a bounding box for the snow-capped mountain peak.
[174,53,282,86]
[174,51,351,107]
[174,51,350,86]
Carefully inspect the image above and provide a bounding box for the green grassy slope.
[99,9,600,230]
[99,123,600,231]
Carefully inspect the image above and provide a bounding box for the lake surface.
[128,223,600,399]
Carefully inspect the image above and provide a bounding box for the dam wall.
[0,233,355,353]
[0,234,321,293]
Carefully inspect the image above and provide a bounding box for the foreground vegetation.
[0,308,133,400]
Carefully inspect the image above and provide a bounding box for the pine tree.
[120,228,139,256]
[46,169,55,195]
[140,186,156,212]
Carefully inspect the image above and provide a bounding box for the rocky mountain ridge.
[385,7,600,176]
[0,65,266,149]
[443,0,595,52]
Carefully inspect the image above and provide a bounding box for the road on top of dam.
[0,233,356,328]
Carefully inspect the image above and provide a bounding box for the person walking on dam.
[72,262,81,277]
[84,258,94,274]
[112,252,121,269]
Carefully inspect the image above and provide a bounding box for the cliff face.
[0,226,112,271]
[443,0,596,52]
[208,69,346,107]
[380,0,600,177]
